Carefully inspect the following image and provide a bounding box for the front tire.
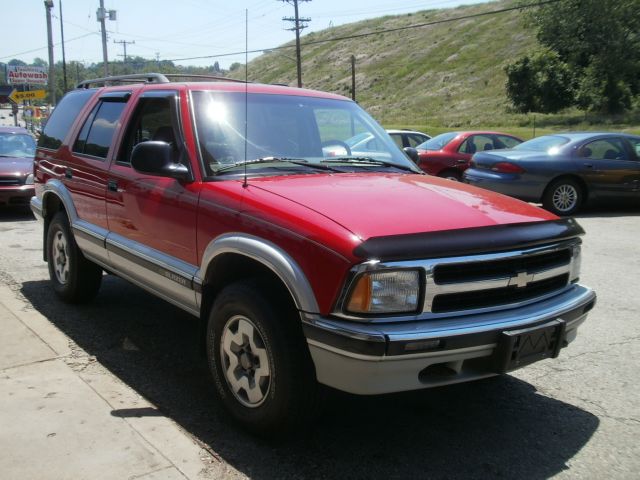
[46,212,102,303]
[206,280,319,437]
[543,178,583,216]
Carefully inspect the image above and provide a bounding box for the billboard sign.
[7,66,49,86]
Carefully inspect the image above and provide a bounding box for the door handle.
[583,163,593,168]
[108,179,118,192]
[65,167,72,179]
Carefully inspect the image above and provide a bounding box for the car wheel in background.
[438,170,462,181]
[543,178,583,216]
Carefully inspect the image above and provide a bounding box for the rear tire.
[46,212,102,303]
[438,170,461,181]
[206,279,320,437]
[543,178,583,216]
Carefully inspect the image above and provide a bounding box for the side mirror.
[131,141,191,181]
[403,146,419,163]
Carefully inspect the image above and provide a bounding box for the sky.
[0,0,488,69]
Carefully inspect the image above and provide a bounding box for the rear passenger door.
[105,90,200,312]
[66,91,130,248]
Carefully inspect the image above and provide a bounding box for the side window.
[459,135,493,154]
[118,96,175,164]
[495,135,521,149]
[407,134,426,148]
[73,100,127,159]
[626,137,640,160]
[39,89,95,150]
[389,133,404,149]
[579,138,628,161]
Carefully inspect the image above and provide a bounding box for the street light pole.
[98,0,109,76]
[59,0,68,92]
[44,0,56,105]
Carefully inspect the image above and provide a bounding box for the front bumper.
[303,284,595,395]
[0,185,34,206]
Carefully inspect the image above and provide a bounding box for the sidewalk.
[0,284,236,480]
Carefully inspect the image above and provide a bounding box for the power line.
[151,0,561,64]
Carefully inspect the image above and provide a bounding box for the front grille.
[0,176,22,186]
[432,274,569,313]
[434,249,571,283]
[423,244,576,316]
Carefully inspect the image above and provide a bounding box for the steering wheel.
[321,139,352,156]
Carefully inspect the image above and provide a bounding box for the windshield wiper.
[322,157,418,173]
[213,157,341,174]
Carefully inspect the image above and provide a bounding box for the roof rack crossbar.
[161,74,247,84]
[76,73,170,89]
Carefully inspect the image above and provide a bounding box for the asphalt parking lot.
[0,203,639,479]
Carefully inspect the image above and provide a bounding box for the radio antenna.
[243,8,249,188]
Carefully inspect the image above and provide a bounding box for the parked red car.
[0,126,36,208]
[415,131,523,180]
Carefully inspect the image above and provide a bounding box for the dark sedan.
[0,127,36,208]
[464,132,640,215]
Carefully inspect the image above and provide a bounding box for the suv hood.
[0,156,32,176]
[249,173,555,240]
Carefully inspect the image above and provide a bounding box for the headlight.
[346,270,420,314]
[25,173,34,185]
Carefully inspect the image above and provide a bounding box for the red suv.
[415,131,523,180]
[31,74,595,436]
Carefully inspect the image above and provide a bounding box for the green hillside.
[233,0,639,136]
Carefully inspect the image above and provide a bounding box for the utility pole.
[281,0,311,88]
[97,1,116,76]
[59,0,68,92]
[351,55,356,101]
[44,0,56,105]
[114,39,135,64]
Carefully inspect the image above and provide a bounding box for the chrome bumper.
[303,284,596,395]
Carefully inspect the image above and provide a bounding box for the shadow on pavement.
[21,276,598,480]
[0,207,34,222]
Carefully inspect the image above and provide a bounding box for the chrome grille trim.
[335,240,580,323]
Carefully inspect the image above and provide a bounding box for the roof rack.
[76,73,170,89]
[76,72,247,89]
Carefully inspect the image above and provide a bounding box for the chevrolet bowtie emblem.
[510,270,534,288]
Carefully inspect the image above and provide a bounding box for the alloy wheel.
[52,230,70,284]
[552,184,578,213]
[220,315,271,408]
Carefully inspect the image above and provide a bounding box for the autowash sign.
[7,66,48,86]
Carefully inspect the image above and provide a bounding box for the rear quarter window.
[38,89,96,150]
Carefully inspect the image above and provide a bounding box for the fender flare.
[197,233,320,314]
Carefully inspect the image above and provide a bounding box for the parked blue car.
[464,132,640,215]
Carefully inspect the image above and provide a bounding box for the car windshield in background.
[0,133,36,158]
[514,135,570,152]
[191,91,417,177]
[417,132,458,151]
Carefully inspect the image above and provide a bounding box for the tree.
[505,50,575,113]
[507,0,640,113]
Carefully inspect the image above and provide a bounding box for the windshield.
[514,135,570,152]
[0,133,36,158]
[417,132,458,151]
[191,91,418,177]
